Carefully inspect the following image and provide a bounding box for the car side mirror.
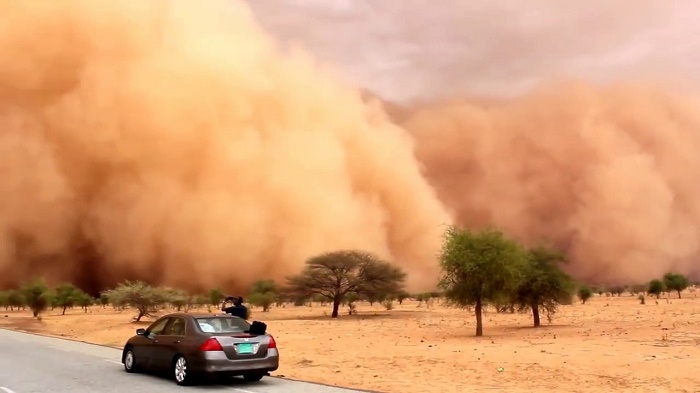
[136,328,146,335]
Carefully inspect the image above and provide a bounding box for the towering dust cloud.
[399,83,700,285]
[0,0,450,294]
[248,0,700,286]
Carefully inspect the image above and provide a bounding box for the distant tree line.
[1,226,694,336]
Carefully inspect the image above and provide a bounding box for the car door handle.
[174,340,181,344]
[153,340,159,343]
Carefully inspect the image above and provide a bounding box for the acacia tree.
[511,246,575,327]
[53,283,86,315]
[663,273,689,299]
[285,250,406,318]
[438,226,526,336]
[102,281,170,322]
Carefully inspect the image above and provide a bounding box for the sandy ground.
[2,293,700,393]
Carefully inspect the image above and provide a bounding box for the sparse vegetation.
[0,233,695,340]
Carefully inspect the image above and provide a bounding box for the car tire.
[123,348,139,373]
[173,355,195,386]
[242,373,265,382]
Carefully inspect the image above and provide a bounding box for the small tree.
[208,288,225,310]
[396,290,410,305]
[7,290,24,311]
[609,286,625,297]
[647,279,665,299]
[99,293,110,308]
[53,283,83,315]
[248,279,279,312]
[102,281,170,322]
[76,292,94,312]
[165,288,189,311]
[438,226,526,336]
[577,285,592,304]
[663,273,689,299]
[20,279,51,317]
[285,250,406,318]
[511,246,575,327]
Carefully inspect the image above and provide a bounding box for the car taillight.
[199,338,223,351]
[267,335,277,349]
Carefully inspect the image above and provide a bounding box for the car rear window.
[195,317,251,333]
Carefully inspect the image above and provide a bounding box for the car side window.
[147,318,170,336]
[164,317,186,336]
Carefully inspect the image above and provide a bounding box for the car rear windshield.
[195,317,250,333]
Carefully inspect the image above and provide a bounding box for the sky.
[243,0,700,102]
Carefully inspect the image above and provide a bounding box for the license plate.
[237,343,254,354]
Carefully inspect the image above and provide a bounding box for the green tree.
[647,279,665,299]
[164,288,189,311]
[285,250,406,318]
[438,226,526,336]
[102,281,170,322]
[7,290,24,310]
[208,288,225,308]
[663,273,690,299]
[53,283,84,315]
[248,279,279,312]
[20,279,51,317]
[396,290,410,305]
[577,285,592,304]
[99,293,110,307]
[76,292,94,312]
[511,246,575,327]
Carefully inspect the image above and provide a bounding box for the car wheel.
[242,373,264,382]
[173,355,195,386]
[123,348,139,373]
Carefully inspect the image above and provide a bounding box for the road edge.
[0,327,384,393]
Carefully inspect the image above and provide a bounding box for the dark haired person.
[221,296,248,319]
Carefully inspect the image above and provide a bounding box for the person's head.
[234,296,243,306]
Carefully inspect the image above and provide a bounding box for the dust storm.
[397,83,700,285]
[0,0,449,294]
[1,1,699,295]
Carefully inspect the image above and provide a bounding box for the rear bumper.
[195,349,279,375]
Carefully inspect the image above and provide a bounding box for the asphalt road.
[0,328,372,393]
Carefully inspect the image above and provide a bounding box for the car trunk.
[211,333,273,360]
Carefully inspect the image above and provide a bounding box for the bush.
[248,280,279,312]
[20,279,51,318]
[577,285,592,304]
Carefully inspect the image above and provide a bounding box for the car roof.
[162,312,246,319]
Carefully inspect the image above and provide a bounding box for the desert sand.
[2,294,699,393]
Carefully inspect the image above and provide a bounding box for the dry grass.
[2,294,700,393]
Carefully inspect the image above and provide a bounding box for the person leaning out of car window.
[221,296,248,319]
